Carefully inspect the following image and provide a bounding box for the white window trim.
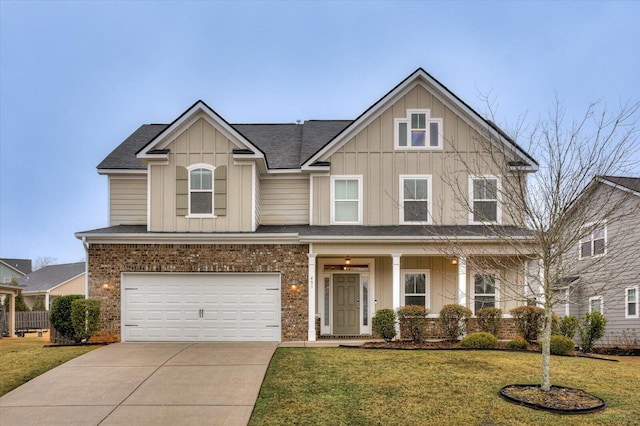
[471,271,500,315]
[394,109,443,150]
[625,286,639,319]
[579,222,607,260]
[468,175,502,225]
[589,295,604,314]
[399,175,433,225]
[401,269,431,310]
[186,163,216,218]
[330,175,363,225]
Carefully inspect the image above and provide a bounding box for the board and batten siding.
[149,116,255,232]
[260,177,310,225]
[312,84,516,227]
[109,176,147,225]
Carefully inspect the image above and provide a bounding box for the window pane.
[473,179,485,199]
[345,180,359,199]
[475,296,495,312]
[398,122,407,146]
[485,179,498,199]
[200,170,212,190]
[475,274,495,294]
[593,238,605,255]
[363,276,369,326]
[581,241,592,258]
[335,201,358,222]
[404,201,428,222]
[590,298,602,313]
[474,201,497,222]
[411,130,426,146]
[190,170,202,190]
[430,122,439,147]
[629,302,637,316]
[404,275,415,294]
[191,192,212,214]
[405,295,425,306]
[335,180,347,199]
[594,228,605,240]
[415,179,428,199]
[404,180,416,200]
[324,277,330,326]
[415,274,426,294]
[628,288,637,303]
[411,113,426,129]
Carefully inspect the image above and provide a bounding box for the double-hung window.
[400,175,431,224]
[626,286,638,318]
[580,225,606,259]
[403,271,429,308]
[469,176,501,224]
[589,295,603,314]
[331,176,362,224]
[473,273,497,313]
[395,109,442,149]
[187,164,214,217]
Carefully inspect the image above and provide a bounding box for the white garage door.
[122,273,281,342]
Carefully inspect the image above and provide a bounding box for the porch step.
[318,335,373,340]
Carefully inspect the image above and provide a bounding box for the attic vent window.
[395,109,442,150]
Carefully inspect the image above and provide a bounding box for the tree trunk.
[541,306,553,392]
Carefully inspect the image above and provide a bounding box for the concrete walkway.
[0,342,278,426]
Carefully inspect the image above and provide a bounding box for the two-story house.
[76,68,538,343]
[554,176,640,345]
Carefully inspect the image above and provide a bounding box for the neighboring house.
[0,258,32,284]
[76,68,539,343]
[553,176,640,345]
[18,262,86,310]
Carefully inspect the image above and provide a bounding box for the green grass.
[250,348,640,425]
[0,335,97,396]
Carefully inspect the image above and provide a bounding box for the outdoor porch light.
[102,278,110,289]
[344,256,351,265]
[451,258,459,265]
[291,279,298,290]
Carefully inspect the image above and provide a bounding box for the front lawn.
[250,348,640,425]
[0,335,97,396]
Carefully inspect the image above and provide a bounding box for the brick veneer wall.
[400,317,519,340]
[87,243,309,342]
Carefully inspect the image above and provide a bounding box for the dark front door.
[333,274,359,335]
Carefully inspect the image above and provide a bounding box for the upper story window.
[469,176,501,224]
[188,164,214,217]
[395,109,442,150]
[400,175,432,224]
[589,295,603,314]
[580,225,606,259]
[331,176,362,224]
[626,286,638,318]
[473,273,498,314]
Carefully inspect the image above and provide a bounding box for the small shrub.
[71,299,101,342]
[580,311,608,353]
[460,332,498,349]
[397,305,428,343]
[551,312,560,336]
[559,315,580,339]
[50,295,85,340]
[506,337,529,350]
[440,304,472,341]
[510,305,545,342]
[550,335,575,355]
[372,309,397,342]
[476,307,502,336]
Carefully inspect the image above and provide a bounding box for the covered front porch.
[305,243,528,341]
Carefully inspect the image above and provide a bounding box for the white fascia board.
[76,232,302,245]
[298,235,536,243]
[98,169,148,176]
[598,177,640,198]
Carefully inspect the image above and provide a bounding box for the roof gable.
[0,258,32,275]
[302,68,538,170]
[600,176,640,196]
[136,100,266,164]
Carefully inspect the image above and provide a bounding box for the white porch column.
[307,253,317,341]
[457,256,467,307]
[8,292,16,338]
[45,293,50,311]
[392,253,402,337]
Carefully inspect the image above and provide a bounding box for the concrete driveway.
[0,342,278,426]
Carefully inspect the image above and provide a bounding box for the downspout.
[82,237,89,298]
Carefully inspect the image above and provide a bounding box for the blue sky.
[1,1,639,265]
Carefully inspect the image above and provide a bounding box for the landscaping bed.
[500,384,606,414]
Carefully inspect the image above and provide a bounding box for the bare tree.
[34,256,57,270]
[437,98,640,392]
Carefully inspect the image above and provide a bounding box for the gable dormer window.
[187,164,214,217]
[395,109,442,150]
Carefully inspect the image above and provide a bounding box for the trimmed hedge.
[460,332,498,349]
[373,309,397,342]
[440,304,472,341]
[397,305,428,343]
[510,305,545,342]
[506,337,529,350]
[71,299,101,342]
[550,335,575,355]
[559,315,580,340]
[476,307,502,336]
[50,295,85,340]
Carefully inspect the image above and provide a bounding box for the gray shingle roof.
[76,224,532,239]
[0,258,32,275]
[98,124,168,170]
[18,262,85,293]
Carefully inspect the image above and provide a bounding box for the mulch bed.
[499,384,606,414]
